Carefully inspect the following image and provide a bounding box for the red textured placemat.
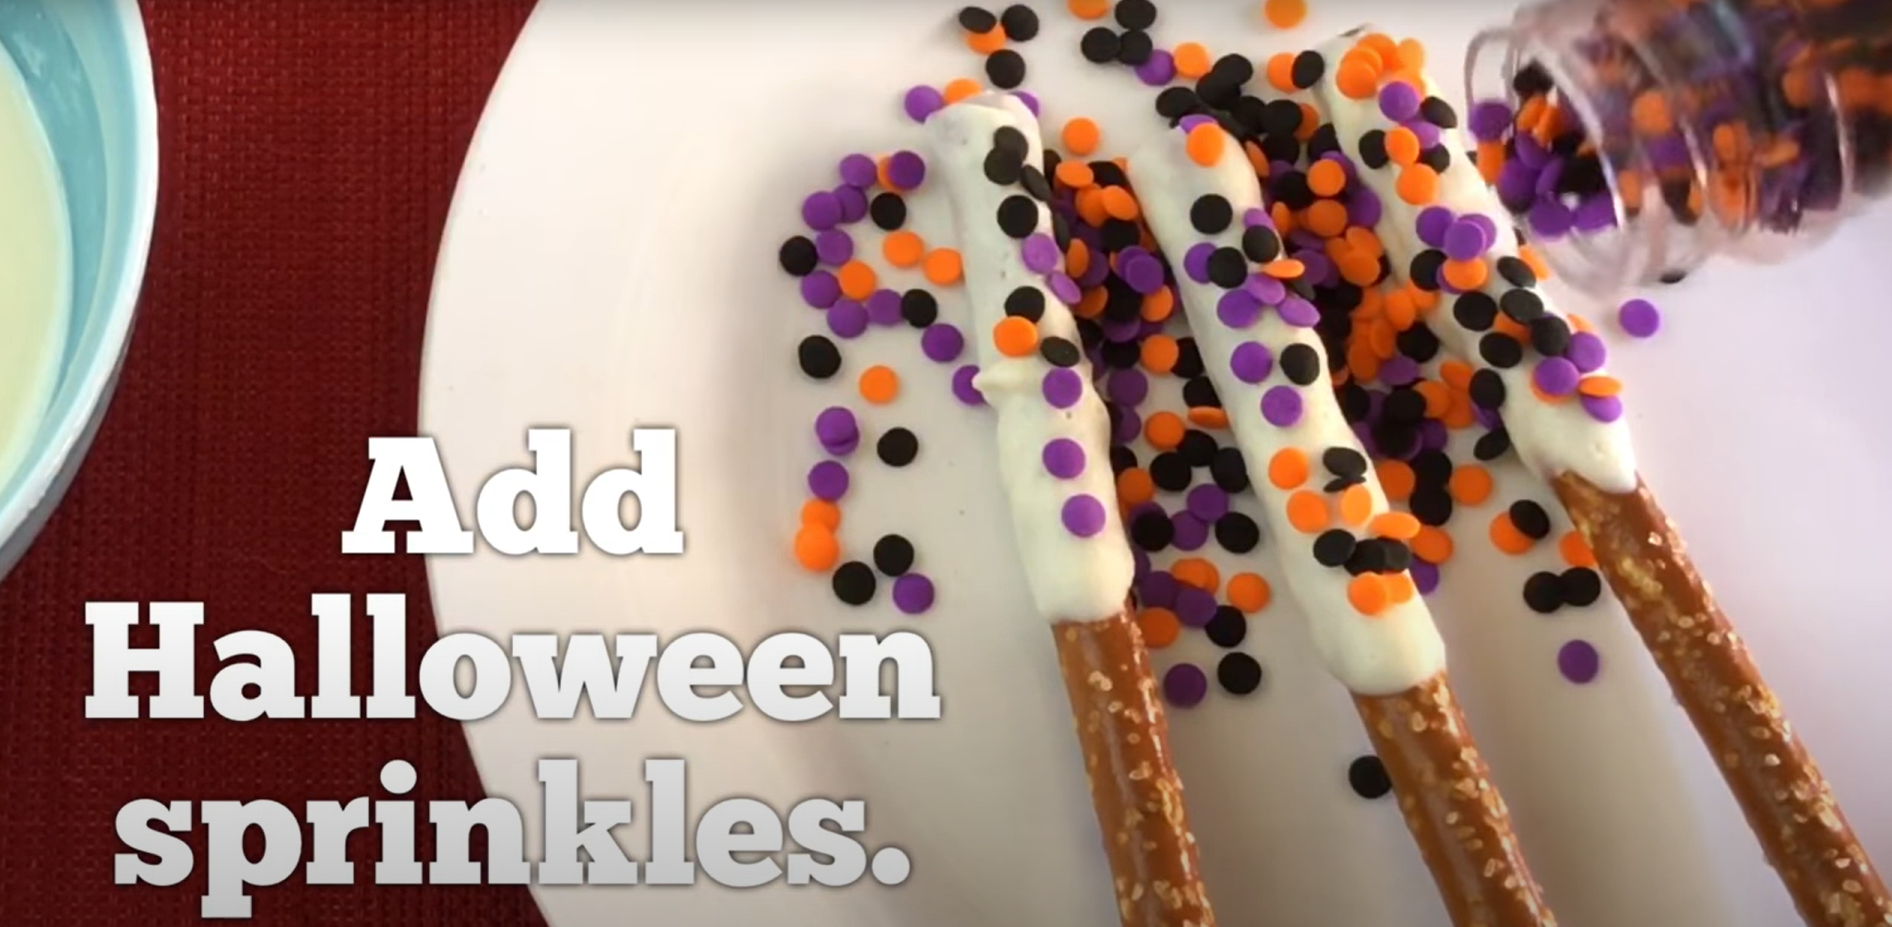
[0,2,547,924]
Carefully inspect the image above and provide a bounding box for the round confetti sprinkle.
[1042,368,1084,409]
[1061,494,1107,537]
[892,574,935,615]
[828,299,869,338]
[902,86,944,123]
[886,151,927,190]
[1347,755,1393,799]
[1043,438,1087,479]
[1186,484,1230,522]
[814,407,858,448]
[1410,559,1440,595]
[1174,586,1217,626]
[1163,663,1209,708]
[865,289,904,326]
[873,534,915,577]
[1218,289,1263,328]
[801,191,843,230]
[808,461,849,501]
[1021,234,1060,273]
[877,428,919,467]
[1260,386,1303,426]
[1171,511,1210,552]
[1136,49,1177,85]
[1139,570,1179,609]
[1276,296,1319,328]
[952,365,986,406]
[1580,393,1624,423]
[1230,342,1273,383]
[1217,652,1263,695]
[801,271,841,309]
[815,229,854,266]
[832,561,876,606]
[1108,369,1150,406]
[921,323,966,362]
[1558,640,1601,684]
[1532,357,1581,396]
[797,335,842,380]
[1618,298,1662,337]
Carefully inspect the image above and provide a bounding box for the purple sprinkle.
[1320,150,1359,181]
[1348,186,1383,228]
[1102,315,1143,344]
[1558,640,1601,684]
[1618,298,1661,337]
[1133,547,1151,581]
[903,86,945,123]
[886,151,926,190]
[1261,386,1303,427]
[1229,342,1273,383]
[1127,501,1164,526]
[1163,664,1208,708]
[1046,272,1083,307]
[1407,121,1442,150]
[1078,254,1110,288]
[1415,206,1455,248]
[952,365,985,406]
[1646,134,1691,173]
[800,271,841,309]
[1419,419,1448,451]
[1218,288,1263,328]
[1013,91,1041,115]
[1123,254,1167,295]
[921,323,965,362]
[1442,219,1489,261]
[1465,213,1499,245]
[1042,368,1084,409]
[1287,229,1324,252]
[892,574,936,615]
[1533,357,1582,396]
[1496,160,1539,213]
[1378,354,1420,386]
[801,191,843,230]
[1171,512,1209,552]
[1514,134,1550,170]
[1043,438,1087,479]
[1108,369,1150,406]
[1352,422,1379,458]
[1534,159,1567,197]
[1297,251,1336,287]
[1179,114,1215,132]
[1021,234,1061,273]
[1528,199,1575,239]
[1473,404,1501,431]
[1139,570,1180,609]
[1244,273,1286,305]
[1468,100,1513,142]
[1186,485,1230,522]
[1184,242,1216,283]
[1136,48,1177,85]
[1276,296,1320,328]
[839,153,878,189]
[807,461,849,501]
[1112,407,1141,446]
[1574,192,1618,232]
[1410,560,1440,595]
[1581,394,1625,423]
[814,407,857,447]
[1566,331,1608,372]
[1243,208,1270,228]
[828,299,869,338]
[866,289,904,326]
[1061,494,1107,538]
[1365,388,1386,422]
[834,185,869,224]
[1174,586,1217,625]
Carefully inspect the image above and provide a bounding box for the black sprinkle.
[1383,388,1427,424]
[1372,421,1419,462]
[1020,164,1052,201]
[1323,447,1368,479]
[1410,250,1446,291]
[1357,130,1389,169]
[1182,376,1221,409]
[996,195,1040,238]
[992,125,1029,158]
[1173,338,1205,379]
[999,3,1040,40]
[797,335,842,380]
[1412,450,1453,487]
[1079,27,1121,63]
[1561,567,1603,607]
[1191,194,1234,234]
[1348,755,1393,799]
[1215,513,1261,553]
[1280,344,1321,385]
[1151,452,1193,492]
[872,535,915,576]
[1473,428,1511,462]
[1273,170,1315,209]
[1110,445,1138,475]
[1338,383,1371,423]
[1496,255,1536,288]
[1522,571,1565,614]
[1205,607,1247,648]
[877,428,919,468]
[1101,339,1141,369]
[1242,225,1283,263]
[1409,487,1454,527]
[1100,217,1140,251]
[1155,86,1200,119]
[983,147,1024,185]
[957,6,998,32]
[1130,510,1174,551]
[1469,368,1507,409]
[1417,146,1451,172]
[870,193,907,231]
[1453,291,1498,331]
[1420,96,1458,128]
[1115,29,1154,66]
[1179,430,1219,467]
[1313,529,1357,567]
[901,289,938,327]
[1659,269,1689,285]
[832,561,877,606]
[1211,447,1250,493]
[1346,538,1393,575]
[1479,333,1524,368]
[1115,0,1157,29]
[1004,286,1044,321]
[1499,288,1545,323]
[1530,315,1572,357]
[1509,500,1552,539]
[1207,247,1249,288]
[1041,336,1081,367]
[779,236,818,276]
[1381,540,1413,573]
[1211,53,1255,85]
[984,50,1027,88]
[1511,61,1554,96]
[1261,99,1304,136]
[1291,50,1326,89]
[1307,123,1341,159]
[1217,653,1264,695]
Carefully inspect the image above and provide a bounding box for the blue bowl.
[0,0,157,577]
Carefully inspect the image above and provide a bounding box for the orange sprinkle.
[1559,530,1597,568]
[1341,46,1384,76]
[1395,164,1440,205]
[882,230,925,268]
[1411,525,1454,564]
[1345,225,1383,256]
[794,525,839,572]
[1439,359,1474,391]
[1117,468,1155,507]
[1141,286,1175,322]
[1054,159,1095,189]
[1267,448,1310,489]
[1492,314,1529,342]
[1062,117,1102,156]
[992,317,1039,357]
[1441,258,1489,291]
[1578,375,1622,397]
[1441,391,1477,429]
[1395,38,1427,71]
[1227,572,1273,614]
[1385,127,1421,166]
[1068,0,1110,19]
[1383,289,1418,330]
[1174,42,1212,79]
[1172,558,1221,593]
[876,156,894,191]
[966,26,1007,54]
[1188,406,1230,429]
[1415,380,1452,418]
[1138,608,1182,648]
[922,249,963,285]
[1338,252,1382,287]
[1286,490,1331,533]
[1262,0,1307,28]
[1477,139,1506,185]
[1304,200,1349,237]
[858,365,900,404]
[1065,238,1093,279]
[1367,318,1397,359]
[800,499,841,531]
[836,261,877,301]
[1357,32,1399,62]
[1377,459,1415,502]
[1488,513,1535,555]
[1185,123,1226,166]
[1517,244,1552,281]
[1338,484,1373,526]
[1370,511,1421,540]
[1100,186,1141,220]
[1385,572,1417,605]
[1336,61,1378,99]
[1296,103,1321,140]
[942,78,984,105]
[1631,90,1672,134]
[1271,201,1296,235]
[1448,465,1494,506]
[1347,574,1390,616]
[1144,411,1186,449]
[1262,258,1307,279]
[1266,52,1298,92]
[1346,341,1381,383]
[1141,334,1180,373]
[1074,285,1107,319]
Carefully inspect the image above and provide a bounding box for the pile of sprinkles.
[777,1,1676,796]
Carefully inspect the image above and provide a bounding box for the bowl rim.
[0,0,159,560]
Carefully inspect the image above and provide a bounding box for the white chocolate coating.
[1312,34,1640,494]
[927,94,1136,624]
[1127,125,1448,696]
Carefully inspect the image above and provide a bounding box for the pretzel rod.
[1127,122,1554,927]
[1316,28,1890,924]
[926,94,1216,927]
[1553,473,1892,925]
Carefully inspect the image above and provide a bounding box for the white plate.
[420,2,1892,925]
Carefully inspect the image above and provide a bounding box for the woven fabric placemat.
[0,2,547,923]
